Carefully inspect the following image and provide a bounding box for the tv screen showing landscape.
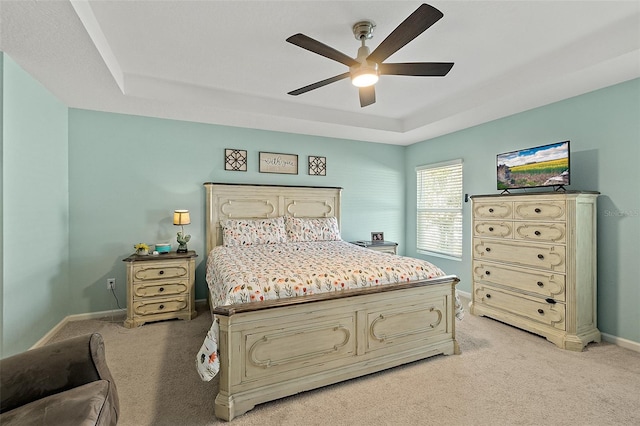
[497,141,570,190]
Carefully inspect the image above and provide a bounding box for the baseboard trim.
[457,289,471,300]
[31,300,210,350]
[30,307,126,349]
[601,332,640,352]
[31,299,638,354]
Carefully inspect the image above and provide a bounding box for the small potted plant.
[134,243,150,256]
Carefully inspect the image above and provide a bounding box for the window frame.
[416,159,464,261]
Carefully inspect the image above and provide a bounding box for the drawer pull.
[159,304,165,310]
[537,309,544,315]
[485,270,491,276]
[534,230,541,236]
[159,287,165,292]
[535,208,541,213]
[486,247,491,252]
[488,227,494,232]
[537,254,544,260]
[537,281,544,287]
[159,270,165,275]
[485,294,491,299]
[545,298,556,304]
[488,208,494,213]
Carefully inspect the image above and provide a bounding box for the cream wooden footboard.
[213,275,460,421]
[203,183,460,421]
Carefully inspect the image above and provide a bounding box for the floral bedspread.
[196,241,463,381]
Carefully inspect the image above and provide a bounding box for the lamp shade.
[173,210,191,226]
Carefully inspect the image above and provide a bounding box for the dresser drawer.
[473,202,513,219]
[473,261,565,301]
[133,280,189,298]
[514,222,566,243]
[474,284,565,330]
[132,261,189,282]
[473,238,566,272]
[473,221,513,238]
[514,200,566,221]
[132,296,189,317]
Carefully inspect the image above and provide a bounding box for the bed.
[196,183,462,421]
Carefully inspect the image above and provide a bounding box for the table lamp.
[173,209,191,253]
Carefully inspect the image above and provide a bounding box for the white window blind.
[416,159,463,260]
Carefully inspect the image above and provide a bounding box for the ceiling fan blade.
[286,34,359,67]
[359,86,376,107]
[380,62,454,76]
[367,4,444,64]
[288,72,350,96]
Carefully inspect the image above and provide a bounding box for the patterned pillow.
[222,217,287,247]
[285,216,341,242]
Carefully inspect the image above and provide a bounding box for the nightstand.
[350,241,398,255]
[123,251,197,328]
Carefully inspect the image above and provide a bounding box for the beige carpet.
[47,299,640,425]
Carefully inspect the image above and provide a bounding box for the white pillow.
[285,216,341,242]
[222,217,287,247]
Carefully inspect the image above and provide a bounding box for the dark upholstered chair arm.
[0,333,119,415]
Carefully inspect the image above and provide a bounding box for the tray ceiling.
[1,1,638,145]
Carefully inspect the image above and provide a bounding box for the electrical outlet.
[107,278,116,290]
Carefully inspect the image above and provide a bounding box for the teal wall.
[2,50,638,356]
[68,109,405,311]
[1,54,70,357]
[405,78,640,344]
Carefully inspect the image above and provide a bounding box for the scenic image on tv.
[497,141,570,190]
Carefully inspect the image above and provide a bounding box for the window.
[416,159,463,260]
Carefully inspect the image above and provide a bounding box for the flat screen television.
[497,141,570,191]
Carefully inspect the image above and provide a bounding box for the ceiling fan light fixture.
[350,62,379,87]
[286,5,452,107]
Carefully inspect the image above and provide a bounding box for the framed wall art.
[224,149,247,171]
[308,155,327,176]
[259,152,298,174]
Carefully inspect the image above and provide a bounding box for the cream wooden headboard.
[203,183,342,254]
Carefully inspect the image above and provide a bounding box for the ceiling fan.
[286,3,454,108]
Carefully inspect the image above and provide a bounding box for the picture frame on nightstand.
[371,232,384,243]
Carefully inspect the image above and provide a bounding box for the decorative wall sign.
[259,152,298,174]
[225,149,247,171]
[308,156,327,176]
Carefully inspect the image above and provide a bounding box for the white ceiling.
[1,0,639,145]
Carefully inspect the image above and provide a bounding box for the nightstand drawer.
[133,280,189,298]
[132,262,189,282]
[132,296,189,317]
[514,222,566,243]
[474,284,566,331]
[473,221,513,238]
[514,200,566,221]
[367,245,397,255]
[472,261,565,301]
[473,238,566,272]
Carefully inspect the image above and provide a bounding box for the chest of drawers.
[469,192,600,351]
[123,251,197,328]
